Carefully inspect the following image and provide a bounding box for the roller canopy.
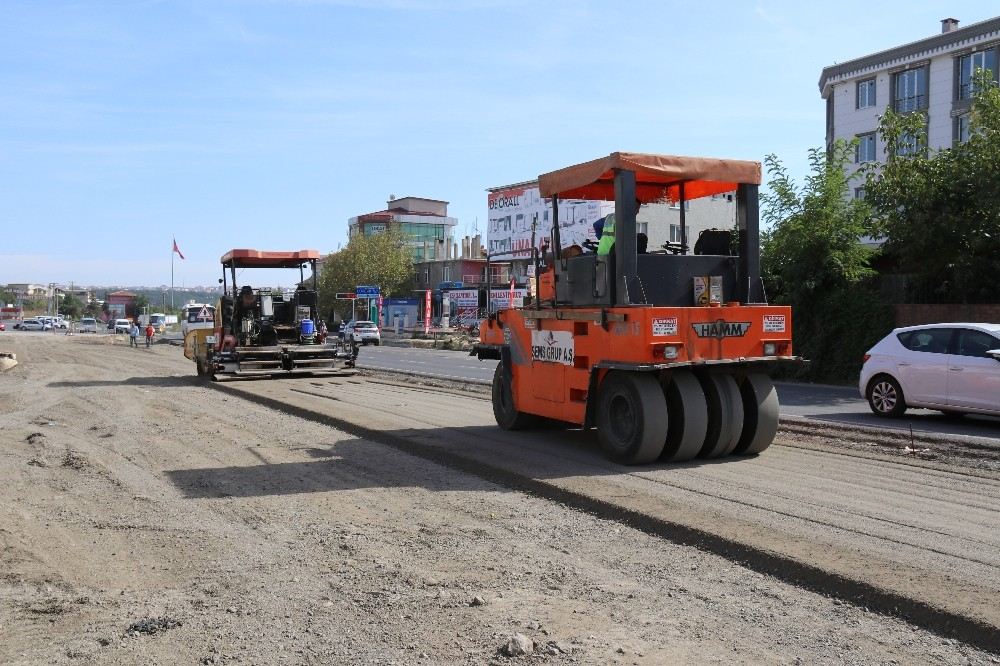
[220,249,320,268]
[538,151,761,203]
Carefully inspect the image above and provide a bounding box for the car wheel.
[866,374,906,417]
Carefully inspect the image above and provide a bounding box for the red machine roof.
[220,249,320,268]
[538,151,761,203]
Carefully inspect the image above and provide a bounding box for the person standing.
[129,322,139,348]
[144,322,154,348]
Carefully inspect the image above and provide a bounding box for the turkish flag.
[172,238,185,260]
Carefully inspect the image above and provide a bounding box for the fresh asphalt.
[356,343,1000,445]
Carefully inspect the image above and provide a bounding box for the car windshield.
[355,322,377,329]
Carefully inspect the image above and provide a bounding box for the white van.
[79,317,98,333]
[114,319,131,334]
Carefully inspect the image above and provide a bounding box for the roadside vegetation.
[318,228,414,322]
[762,70,1000,383]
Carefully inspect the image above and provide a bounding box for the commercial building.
[819,16,1000,194]
[106,290,136,319]
[348,196,458,262]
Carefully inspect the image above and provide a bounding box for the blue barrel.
[299,319,315,336]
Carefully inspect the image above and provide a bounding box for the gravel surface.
[1,334,998,664]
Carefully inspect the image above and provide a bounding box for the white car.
[19,318,52,331]
[346,320,380,346]
[79,317,98,333]
[114,318,132,334]
[860,323,1000,418]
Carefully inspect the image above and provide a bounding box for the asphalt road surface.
[356,344,1000,445]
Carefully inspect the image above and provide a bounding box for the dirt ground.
[1,333,997,665]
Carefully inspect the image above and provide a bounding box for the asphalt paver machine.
[184,249,357,378]
[475,152,799,464]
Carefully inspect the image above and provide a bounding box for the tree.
[0,287,16,305]
[59,292,84,319]
[761,142,892,381]
[863,69,1000,303]
[129,294,150,319]
[318,229,414,321]
[84,299,102,318]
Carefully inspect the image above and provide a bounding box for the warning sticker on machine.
[763,315,786,333]
[530,329,575,366]
[652,317,678,336]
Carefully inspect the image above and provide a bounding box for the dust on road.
[0,334,996,664]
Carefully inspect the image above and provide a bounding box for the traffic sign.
[356,285,380,297]
[335,292,356,300]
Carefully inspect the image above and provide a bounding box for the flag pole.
[171,237,175,310]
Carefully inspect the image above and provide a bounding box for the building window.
[955,114,972,143]
[668,200,690,211]
[856,78,876,109]
[854,187,866,200]
[669,225,687,244]
[895,131,922,157]
[958,50,996,99]
[855,132,876,163]
[894,68,926,112]
[636,221,648,235]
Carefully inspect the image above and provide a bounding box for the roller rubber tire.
[697,374,744,458]
[661,371,709,462]
[596,371,668,465]
[734,373,780,455]
[491,363,540,431]
[866,374,907,418]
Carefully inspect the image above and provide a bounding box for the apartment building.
[348,196,458,262]
[819,16,1000,194]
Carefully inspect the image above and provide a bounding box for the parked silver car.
[19,318,52,331]
[860,323,1000,418]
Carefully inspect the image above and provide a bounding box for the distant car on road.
[114,318,131,334]
[19,318,52,331]
[346,320,380,346]
[79,317,98,333]
[861,323,1000,418]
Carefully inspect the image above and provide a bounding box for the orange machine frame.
[478,152,794,426]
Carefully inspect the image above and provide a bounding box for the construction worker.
[596,213,616,256]
[597,199,643,256]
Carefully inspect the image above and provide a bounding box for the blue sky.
[2,1,997,287]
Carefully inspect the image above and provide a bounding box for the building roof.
[108,290,137,298]
[486,179,539,192]
[356,207,448,222]
[818,16,1000,95]
[389,196,449,204]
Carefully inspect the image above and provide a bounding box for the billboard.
[487,184,614,258]
[444,288,529,323]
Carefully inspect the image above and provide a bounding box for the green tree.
[863,69,1000,303]
[59,292,84,319]
[761,142,893,381]
[318,229,414,321]
[84,299,102,318]
[0,287,16,305]
[129,294,150,319]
